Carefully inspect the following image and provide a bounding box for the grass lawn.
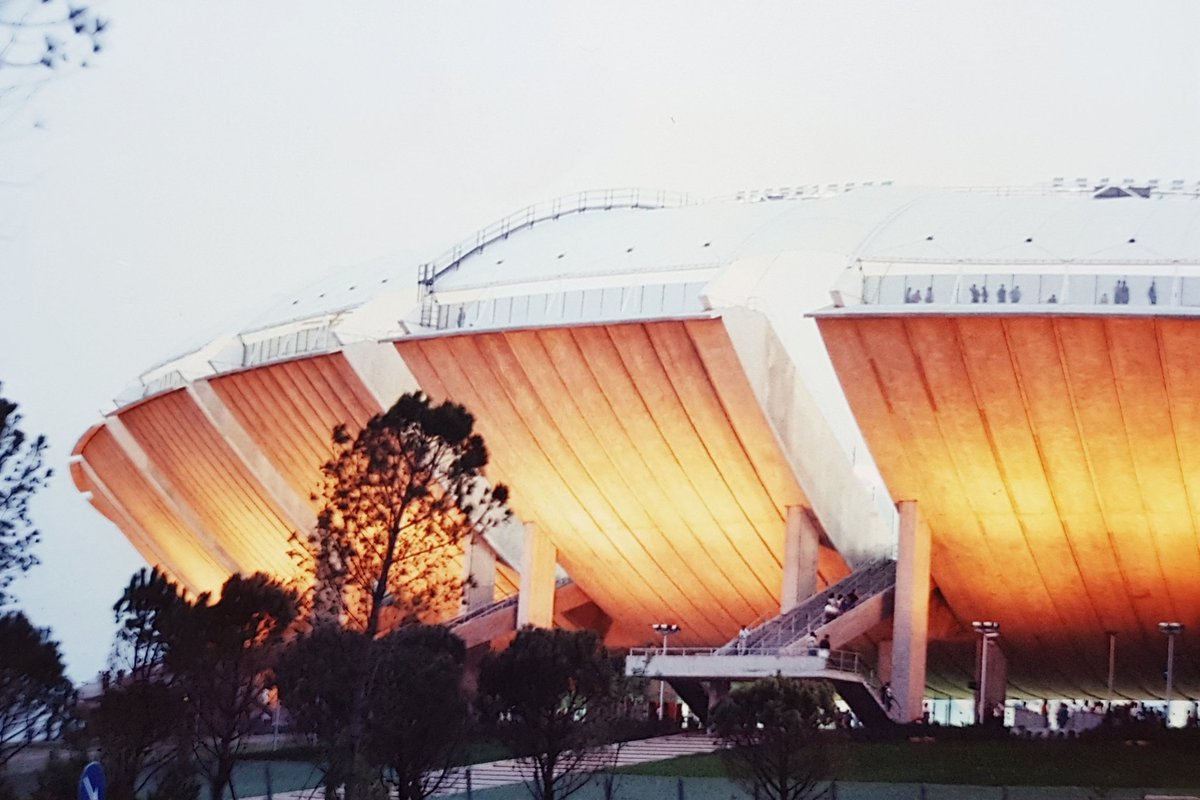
[619,739,1200,788]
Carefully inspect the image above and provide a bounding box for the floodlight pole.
[652,623,680,722]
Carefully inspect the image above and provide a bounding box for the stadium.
[72,181,1200,724]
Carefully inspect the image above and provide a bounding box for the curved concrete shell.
[75,183,1200,700]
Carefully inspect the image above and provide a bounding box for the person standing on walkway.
[737,626,750,655]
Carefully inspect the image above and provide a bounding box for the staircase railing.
[446,577,573,629]
[729,559,897,653]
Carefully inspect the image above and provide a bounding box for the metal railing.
[859,270,1200,309]
[417,188,691,327]
[446,577,572,629]
[628,646,871,680]
[240,324,338,368]
[729,560,898,653]
[447,593,519,629]
[422,279,710,332]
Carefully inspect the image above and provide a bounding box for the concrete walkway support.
[705,679,731,715]
[462,533,497,613]
[976,637,1008,725]
[517,522,556,628]
[890,500,931,723]
[781,505,821,613]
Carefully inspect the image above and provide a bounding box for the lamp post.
[652,623,680,722]
[972,621,1001,726]
[1159,622,1184,726]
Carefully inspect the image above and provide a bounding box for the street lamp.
[1159,622,1185,725]
[652,623,680,722]
[972,621,1001,726]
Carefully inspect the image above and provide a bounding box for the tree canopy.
[285,393,508,800]
[364,625,468,800]
[478,628,622,800]
[0,0,106,125]
[274,626,368,799]
[712,677,838,800]
[110,568,297,800]
[296,392,509,638]
[276,624,472,800]
[0,384,51,608]
[0,611,73,777]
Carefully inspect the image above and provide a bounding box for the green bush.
[27,750,88,800]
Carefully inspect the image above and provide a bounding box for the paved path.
[239,733,722,799]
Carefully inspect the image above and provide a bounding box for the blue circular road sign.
[78,761,105,800]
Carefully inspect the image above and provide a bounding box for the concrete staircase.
[626,560,900,728]
[729,559,896,653]
[432,733,722,797]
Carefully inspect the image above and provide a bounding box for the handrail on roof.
[417,188,689,291]
[419,188,690,286]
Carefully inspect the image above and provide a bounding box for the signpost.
[78,761,105,800]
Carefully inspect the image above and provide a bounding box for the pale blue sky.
[3,0,1199,680]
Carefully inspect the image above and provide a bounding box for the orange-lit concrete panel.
[208,354,382,510]
[817,313,1200,698]
[116,389,300,582]
[75,425,233,593]
[397,319,837,648]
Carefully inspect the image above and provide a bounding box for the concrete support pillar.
[890,500,931,723]
[462,534,497,612]
[705,679,731,730]
[339,340,420,412]
[517,522,556,629]
[188,382,314,535]
[876,639,894,686]
[975,639,1008,726]
[781,505,821,613]
[705,679,730,709]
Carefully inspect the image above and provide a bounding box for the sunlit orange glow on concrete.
[73,321,843,651]
[397,319,846,648]
[818,313,1200,698]
[116,389,301,582]
[208,355,381,512]
[71,424,233,593]
[71,359,526,606]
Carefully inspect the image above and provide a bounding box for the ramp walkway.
[447,578,576,648]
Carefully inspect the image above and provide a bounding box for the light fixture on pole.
[972,621,1001,726]
[1158,622,1184,725]
[651,623,681,722]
